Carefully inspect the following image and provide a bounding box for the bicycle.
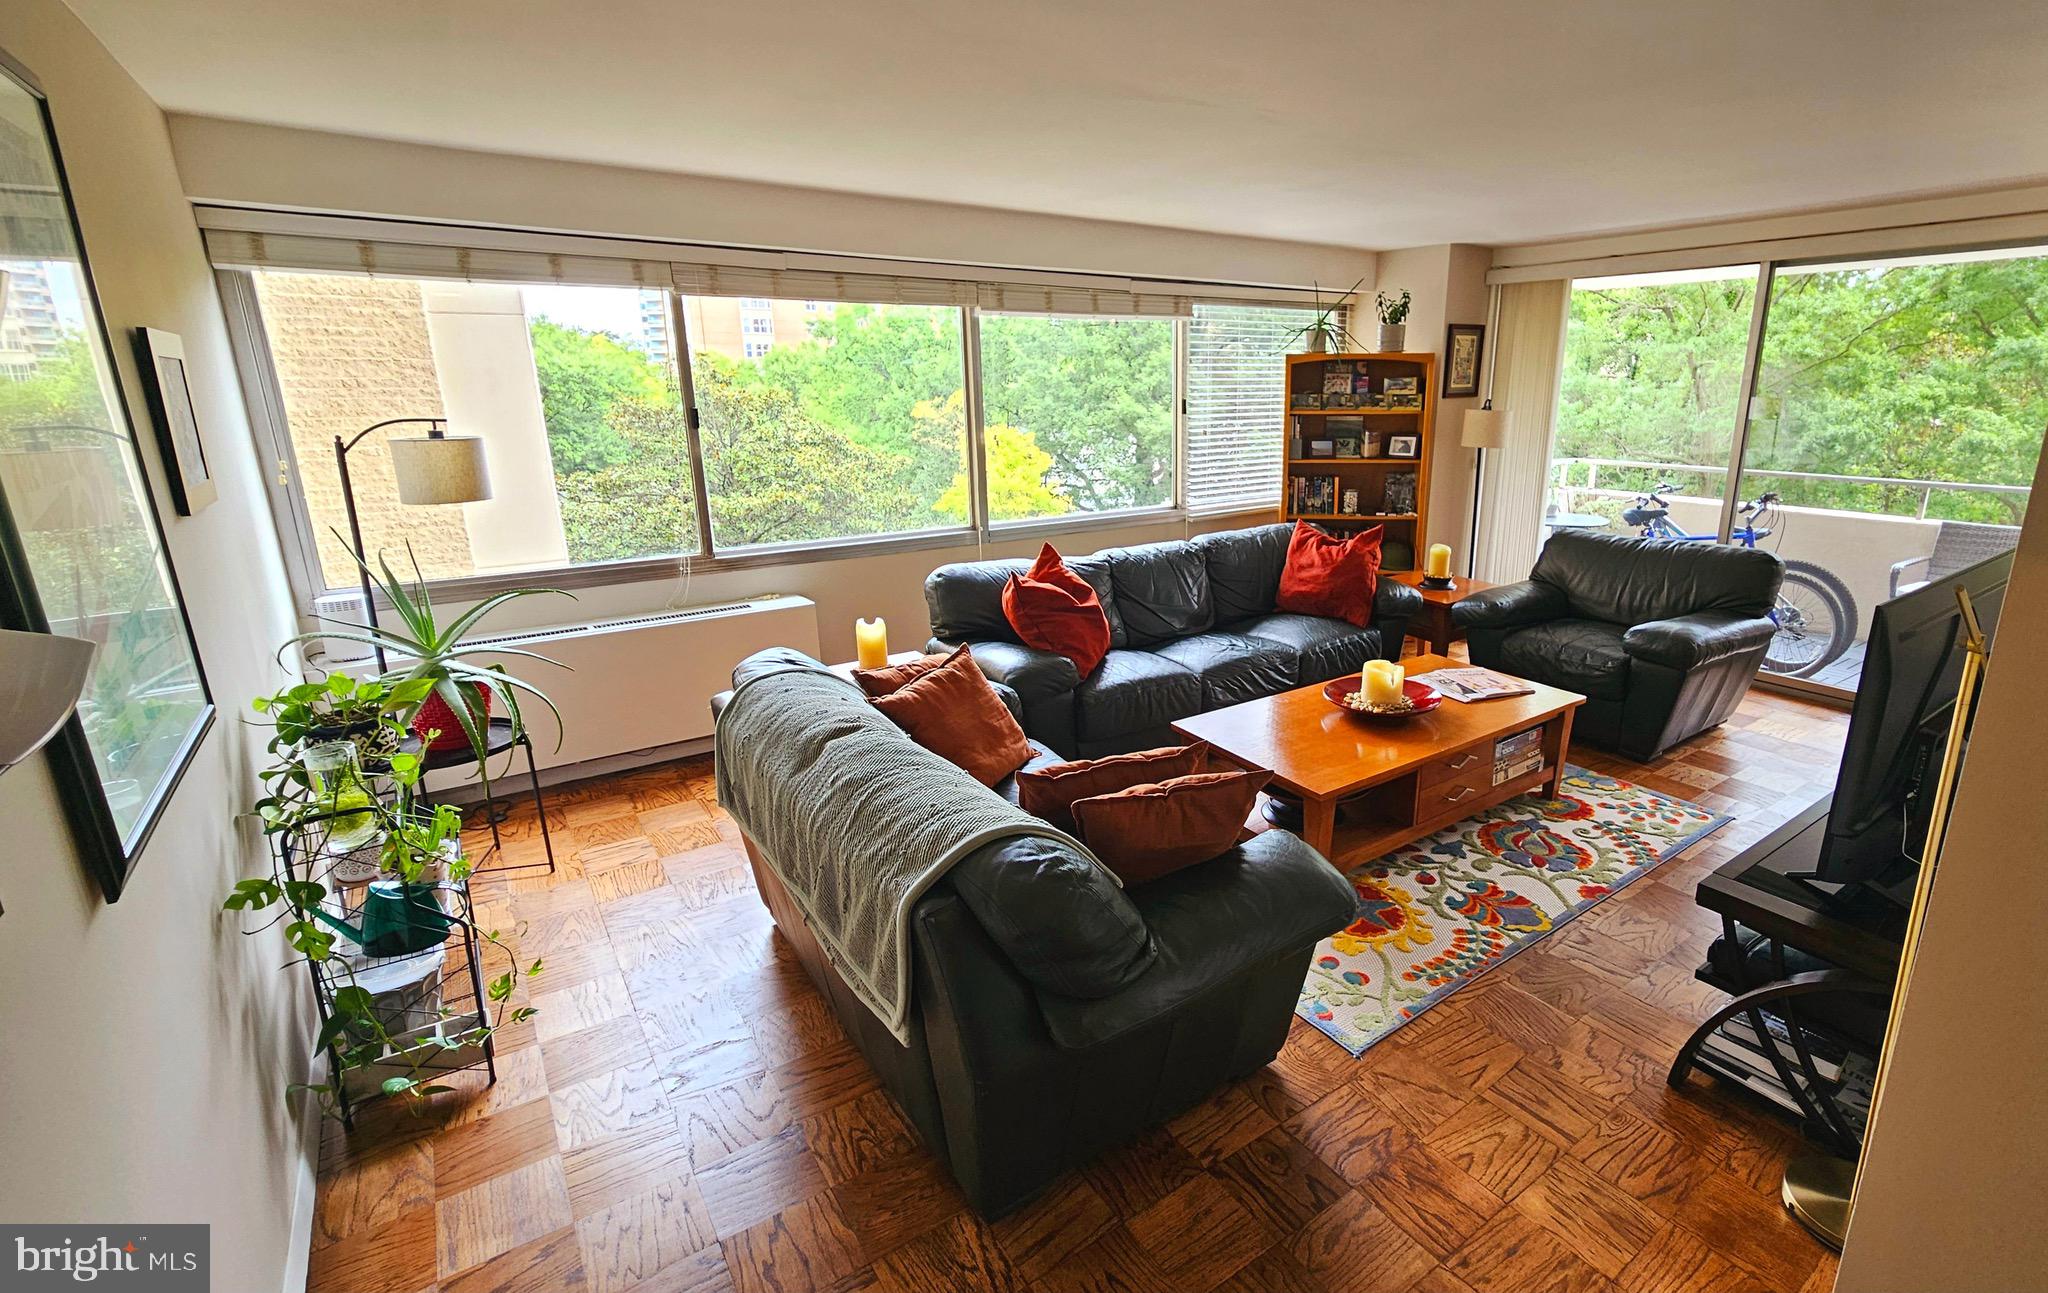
[1620,483,1857,678]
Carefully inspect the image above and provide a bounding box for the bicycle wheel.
[1762,562,1858,677]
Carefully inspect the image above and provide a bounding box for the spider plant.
[1275,276,1371,354]
[286,542,572,772]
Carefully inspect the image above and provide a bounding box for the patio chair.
[1888,521,2022,598]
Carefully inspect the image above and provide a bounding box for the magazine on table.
[1409,666,1535,702]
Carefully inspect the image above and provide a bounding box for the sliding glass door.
[1543,246,2046,697]
[1550,266,1758,536]
[1733,247,2045,688]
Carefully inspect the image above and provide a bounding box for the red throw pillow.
[1001,543,1112,676]
[1070,768,1271,886]
[1015,743,1210,831]
[853,652,946,698]
[1276,522,1383,628]
[869,646,1035,787]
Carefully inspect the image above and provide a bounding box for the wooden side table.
[1387,571,1494,656]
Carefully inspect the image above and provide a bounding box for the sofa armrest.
[1453,580,1570,631]
[1623,611,1778,671]
[1031,831,1355,1050]
[936,638,1081,704]
[1372,579,1424,654]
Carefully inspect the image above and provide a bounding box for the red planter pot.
[412,684,491,752]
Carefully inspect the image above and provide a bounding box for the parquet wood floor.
[308,685,1849,1293]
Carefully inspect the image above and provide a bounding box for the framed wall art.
[134,327,216,515]
[1443,322,1486,399]
[0,48,214,901]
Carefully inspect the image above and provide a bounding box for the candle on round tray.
[1362,659,1405,706]
[855,617,889,670]
[1425,540,1458,586]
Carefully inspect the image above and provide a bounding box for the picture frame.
[133,327,216,515]
[1387,433,1420,458]
[0,50,215,902]
[1444,323,1486,398]
[1307,439,1335,458]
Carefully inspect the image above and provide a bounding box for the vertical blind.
[1184,302,1328,514]
[1474,279,1570,582]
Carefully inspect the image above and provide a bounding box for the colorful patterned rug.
[1297,765,1730,1056]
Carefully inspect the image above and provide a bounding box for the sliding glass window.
[678,296,969,549]
[976,313,1176,522]
[249,271,691,591]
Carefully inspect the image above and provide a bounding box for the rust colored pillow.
[853,651,946,698]
[1015,743,1210,831]
[1276,522,1383,628]
[1001,543,1113,676]
[1070,768,1272,886]
[869,646,1035,787]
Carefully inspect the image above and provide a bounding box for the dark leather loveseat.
[1454,529,1785,761]
[924,522,1422,757]
[710,650,1356,1217]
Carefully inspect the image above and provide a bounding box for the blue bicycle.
[1622,483,1857,678]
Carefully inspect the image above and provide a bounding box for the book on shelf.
[1409,667,1535,702]
[1492,728,1544,784]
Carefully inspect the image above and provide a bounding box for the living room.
[0,4,2042,1291]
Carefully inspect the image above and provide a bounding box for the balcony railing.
[1550,456,2031,519]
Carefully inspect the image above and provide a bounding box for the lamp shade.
[0,629,95,771]
[389,433,492,505]
[1461,406,1509,450]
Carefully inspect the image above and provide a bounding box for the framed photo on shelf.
[1444,323,1485,398]
[1387,433,1420,458]
[133,327,216,515]
[1307,439,1335,458]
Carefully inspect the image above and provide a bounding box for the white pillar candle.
[1363,659,1405,705]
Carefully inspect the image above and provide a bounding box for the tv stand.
[1785,855,1919,913]
[1669,793,1907,1155]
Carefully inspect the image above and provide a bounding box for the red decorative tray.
[1323,675,1443,721]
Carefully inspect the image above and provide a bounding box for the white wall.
[1835,447,2048,1291]
[0,5,309,1291]
[165,116,1378,291]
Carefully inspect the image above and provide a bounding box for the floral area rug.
[1297,765,1730,1057]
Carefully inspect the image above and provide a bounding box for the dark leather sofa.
[924,522,1423,757]
[710,650,1357,1218]
[1454,529,1784,761]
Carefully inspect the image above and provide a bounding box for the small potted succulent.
[1375,289,1412,351]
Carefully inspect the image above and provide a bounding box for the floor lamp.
[1460,402,1508,579]
[334,418,494,672]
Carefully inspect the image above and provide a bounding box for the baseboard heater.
[420,594,819,782]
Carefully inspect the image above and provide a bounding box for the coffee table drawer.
[1417,743,1489,791]
[1418,765,1494,818]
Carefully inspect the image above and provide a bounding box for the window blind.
[201,228,673,291]
[1184,302,1327,514]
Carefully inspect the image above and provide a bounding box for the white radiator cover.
[445,594,819,773]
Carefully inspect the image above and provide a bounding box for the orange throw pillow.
[1070,768,1271,886]
[1015,743,1210,831]
[869,646,1035,787]
[1276,522,1382,628]
[1001,543,1113,676]
[853,651,946,698]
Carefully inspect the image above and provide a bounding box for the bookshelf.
[1280,351,1435,572]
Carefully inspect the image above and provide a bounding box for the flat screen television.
[1814,548,2014,892]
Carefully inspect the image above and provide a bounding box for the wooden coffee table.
[1171,654,1584,869]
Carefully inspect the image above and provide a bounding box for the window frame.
[221,268,1294,614]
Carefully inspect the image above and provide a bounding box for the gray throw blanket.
[713,656,1114,1044]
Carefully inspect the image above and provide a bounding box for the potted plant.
[1277,277,1369,354]
[227,739,543,1118]
[1375,289,1412,351]
[290,545,571,766]
[252,672,435,766]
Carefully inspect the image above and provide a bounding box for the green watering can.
[308,880,454,958]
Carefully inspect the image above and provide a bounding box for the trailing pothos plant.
[250,672,434,767]
[288,542,572,785]
[228,724,544,1117]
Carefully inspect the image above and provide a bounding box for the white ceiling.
[59,0,2048,250]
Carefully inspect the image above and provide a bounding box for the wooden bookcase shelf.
[1280,351,1435,572]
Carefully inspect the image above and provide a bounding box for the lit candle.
[1362,659,1404,706]
[855,617,889,670]
[1426,543,1453,580]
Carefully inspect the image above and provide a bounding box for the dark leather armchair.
[710,653,1356,1217]
[1454,530,1784,761]
[926,523,1422,757]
